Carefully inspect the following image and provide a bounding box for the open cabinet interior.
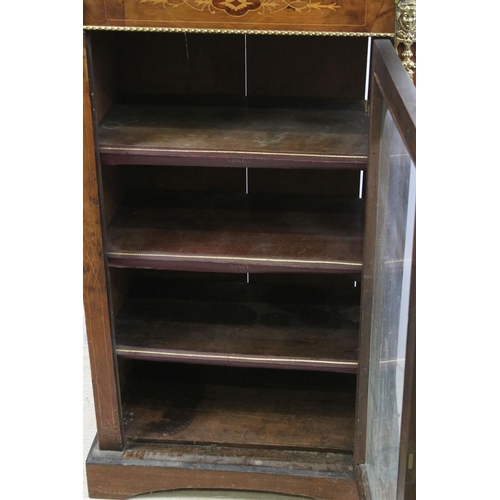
[87,29,367,482]
[84,23,415,499]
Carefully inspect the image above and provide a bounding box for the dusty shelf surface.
[98,98,369,168]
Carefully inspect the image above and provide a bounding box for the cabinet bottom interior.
[119,360,357,453]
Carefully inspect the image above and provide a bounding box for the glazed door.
[355,39,416,500]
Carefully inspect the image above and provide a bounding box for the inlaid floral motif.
[212,0,262,16]
[139,0,341,17]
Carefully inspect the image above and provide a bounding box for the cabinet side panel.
[88,31,121,124]
[84,35,124,451]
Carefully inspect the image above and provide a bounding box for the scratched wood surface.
[83,0,394,35]
[98,98,369,169]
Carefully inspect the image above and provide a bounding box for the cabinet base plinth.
[86,436,359,500]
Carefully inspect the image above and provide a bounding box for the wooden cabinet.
[83,4,416,498]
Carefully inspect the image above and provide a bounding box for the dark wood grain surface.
[106,190,364,273]
[84,35,124,451]
[98,98,369,168]
[121,362,357,451]
[114,277,360,372]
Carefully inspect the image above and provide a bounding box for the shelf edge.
[116,346,358,373]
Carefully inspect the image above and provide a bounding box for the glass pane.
[365,104,416,500]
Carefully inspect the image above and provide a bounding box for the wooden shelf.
[98,97,368,169]
[121,362,356,452]
[106,190,364,273]
[114,277,360,373]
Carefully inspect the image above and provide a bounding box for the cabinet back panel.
[247,36,367,99]
[104,165,359,199]
[117,33,246,97]
[121,165,246,191]
[88,31,368,109]
[250,168,359,198]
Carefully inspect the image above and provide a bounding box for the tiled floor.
[83,347,303,500]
